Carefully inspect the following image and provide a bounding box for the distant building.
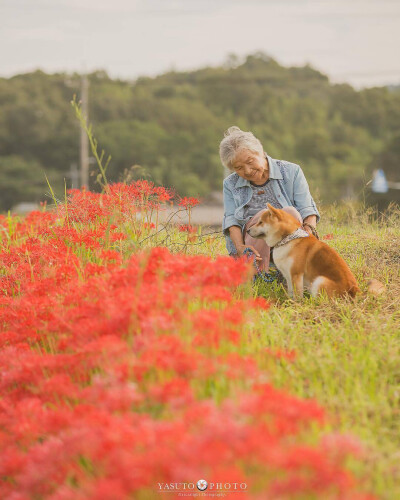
[368,169,400,211]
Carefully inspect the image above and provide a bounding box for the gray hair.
[219,126,264,169]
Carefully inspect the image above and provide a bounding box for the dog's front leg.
[278,268,296,299]
[291,273,304,299]
[285,275,294,298]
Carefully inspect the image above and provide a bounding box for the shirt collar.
[234,153,283,188]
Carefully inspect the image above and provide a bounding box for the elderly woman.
[220,126,320,271]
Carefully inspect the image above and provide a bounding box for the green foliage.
[1,55,400,210]
[375,132,400,180]
[0,155,63,210]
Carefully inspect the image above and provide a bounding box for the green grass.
[7,197,398,497]
[223,203,400,499]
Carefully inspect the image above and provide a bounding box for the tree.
[0,156,63,212]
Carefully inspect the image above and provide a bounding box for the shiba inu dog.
[247,204,360,298]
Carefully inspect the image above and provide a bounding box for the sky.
[1,0,400,88]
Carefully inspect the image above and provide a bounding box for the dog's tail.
[366,278,385,296]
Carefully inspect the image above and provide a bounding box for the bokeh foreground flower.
[0,183,374,499]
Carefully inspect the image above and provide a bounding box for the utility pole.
[80,73,89,189]
[68,162,79,189]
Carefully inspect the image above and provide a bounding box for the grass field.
[240,203,400,499]
[1,189,399,499]
[128,198,400,498]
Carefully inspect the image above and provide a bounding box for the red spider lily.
[0,183,375,500]
[323,233,334,240]
[178,224,197,233]
[265,348,297,361]
[178,197,200,208]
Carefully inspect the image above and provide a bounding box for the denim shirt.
[222,154,320,255]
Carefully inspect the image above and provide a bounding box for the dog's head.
[247,204,300,246]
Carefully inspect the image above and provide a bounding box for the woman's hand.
[236,244,262,262]
[228,226,262,262]
[303,224,314,236]
[303,215,317,236]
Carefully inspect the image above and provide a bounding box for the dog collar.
[274,227,309,248]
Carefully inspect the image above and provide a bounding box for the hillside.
[1,53,400,211]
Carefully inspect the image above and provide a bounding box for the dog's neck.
[263,220,301,247]
[264,230,284,248]
[273,227,309,248]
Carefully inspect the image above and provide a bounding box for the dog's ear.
[260,209,270,222]
[266,203,280,218]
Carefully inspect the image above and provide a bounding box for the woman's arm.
[228,226,261,260]
[229,225,246,255]
[302,214,317,235]
[292,166,320,224]
[303,215,317,225]
[223,180,261,260]
[222,180,241,235]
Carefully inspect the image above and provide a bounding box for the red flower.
[178,197,200,208]
[178,224,196,233]
[0,182,374,500]
[265,348,297,361]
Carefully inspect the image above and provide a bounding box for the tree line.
[1,52,400,211]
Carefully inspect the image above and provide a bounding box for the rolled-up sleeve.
[222,180,241,236]
[292,165,320,223]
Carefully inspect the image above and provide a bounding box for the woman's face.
[231,149,268,184]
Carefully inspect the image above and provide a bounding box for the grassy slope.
[228,203,400,499]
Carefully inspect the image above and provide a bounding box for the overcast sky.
[1,0,399,88]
